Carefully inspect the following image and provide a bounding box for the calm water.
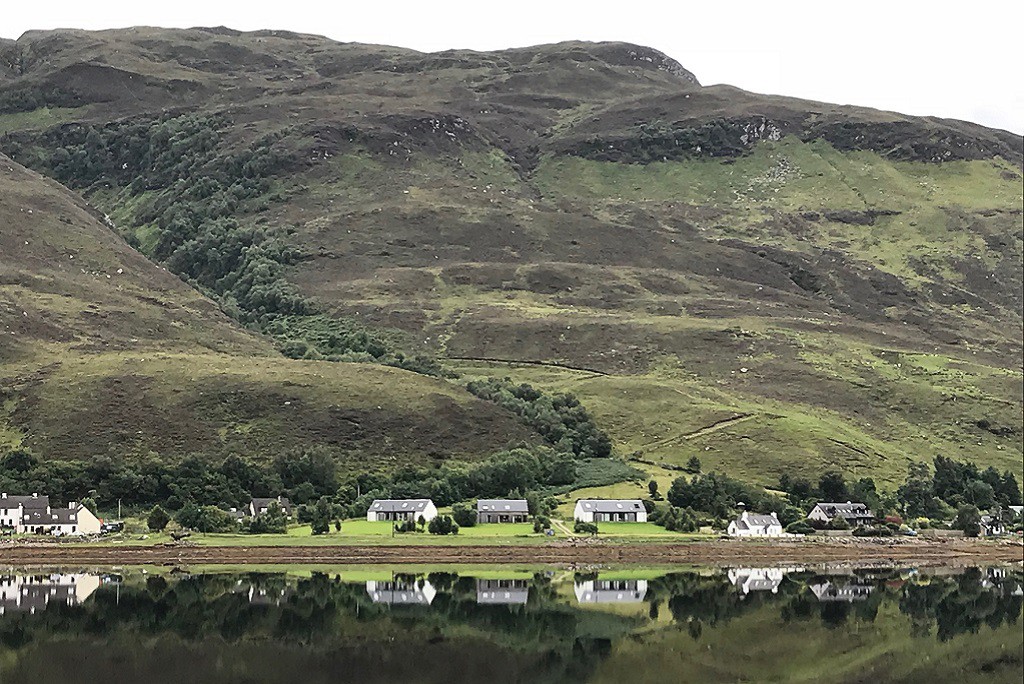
[0,565,1020,683]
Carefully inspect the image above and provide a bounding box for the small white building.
[366,499,438,522]
[19,502,101,536]
[574,499,647,523]
[727,511,783,537]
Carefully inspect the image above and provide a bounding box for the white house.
[0,493,49,532]
[366,499,438,522]
[249,496,293,519]
[476,499,529,524]
[807,502,874,527]
[574,579,648,603]
[727,511,783,537]
[1009,505,1023,518]
[574,499,647,523]
[979,514,1006,536]
[20,502,101,536]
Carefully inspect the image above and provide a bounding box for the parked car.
[100,521,125,534]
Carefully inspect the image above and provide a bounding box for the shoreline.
[3,538,1021,567]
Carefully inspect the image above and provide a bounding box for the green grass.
[0,106,84,134]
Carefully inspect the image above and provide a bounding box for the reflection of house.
[809,581,874,602]
[476,579,530,604]
[728,568,786,594]
[0,573,101,615]
[20,502,101,536]
[366,499,438,522]
[727,511,783,537]
[366,579,437,605]
[573,500,647,523]
[477,499,529,524]
[807,502,874,527]
[575,579,648,603]
[1009,506,1023,518]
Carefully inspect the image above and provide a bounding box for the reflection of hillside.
[0,566,1019,683]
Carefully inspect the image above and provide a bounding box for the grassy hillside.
[0,153,534,469]
[0,27,1020,488]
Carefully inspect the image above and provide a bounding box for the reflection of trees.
[898,569,1024,641]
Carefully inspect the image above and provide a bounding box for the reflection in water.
[0,573,104,615]
[574,578,648,603]
[0,565,1020,683]
[477,579,530,605]
[366,578,437,605]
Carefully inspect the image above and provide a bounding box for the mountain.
[0,153,533,467]
[1,27,1021,488]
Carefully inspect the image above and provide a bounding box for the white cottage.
[0,493,49,532]
[20,502,101,536]
[573,499,647,523]
[727,511,783,537]
[366,499,438,522]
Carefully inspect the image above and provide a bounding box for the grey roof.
[814,502,873,518]
[477,499,529,513]
[369,499,433,512]
[734,512,781,527]
[0,494,50,510]
[576,499,644,513]
[22,507,79,525]
[252,497,292,513]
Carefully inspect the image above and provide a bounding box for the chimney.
[69,502,77,509]
[32,493,38,498]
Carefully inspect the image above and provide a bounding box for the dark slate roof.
[0,494,50,510]
[369,499,433,512]
[252,497,292,513]
[477,499,529,513]
[732,512,781,528]
[576,499,644,513]
[815,502,873,518]
[21,507,78,525]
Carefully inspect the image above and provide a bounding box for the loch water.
[0,565,1021,683]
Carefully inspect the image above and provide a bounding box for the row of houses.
[0,493,101,536]
[727,501,876,537]
[365,498,650,523]
[727,500,1024,537]
[366,578,649,606]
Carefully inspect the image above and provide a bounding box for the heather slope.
[0,27,1021,486]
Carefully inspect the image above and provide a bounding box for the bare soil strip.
[2,540,1021,567]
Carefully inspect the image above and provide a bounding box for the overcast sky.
[3,0,1022,134]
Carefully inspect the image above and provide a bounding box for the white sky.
[2,0,1022,134]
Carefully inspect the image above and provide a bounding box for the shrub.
[394,519,418,534]
[786,521,815,535]
[248,503,288,534]
[427,515,459,535]
[952,505,981,537]
[574,520,599,535]
[451,503,477,528]
[533,515,552,533]
[147,505,170,532]
[827,515,851,530]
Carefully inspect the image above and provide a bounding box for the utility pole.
[118,499,122,520]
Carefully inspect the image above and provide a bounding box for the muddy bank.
[2,538,1021,567]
